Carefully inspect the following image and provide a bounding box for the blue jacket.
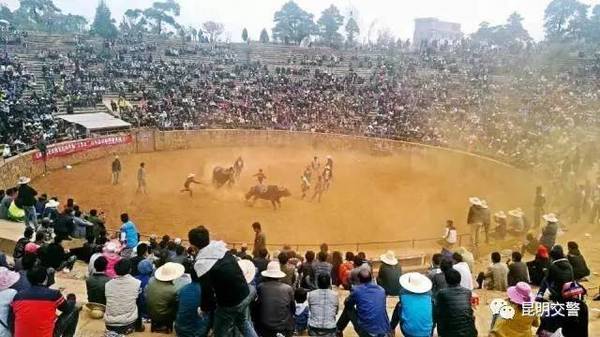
[347,283,390,335]
[120,221,139,248]
[175,282,209,337]
[400,291,433,337]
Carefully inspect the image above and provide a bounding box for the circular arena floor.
[32,140,537,251]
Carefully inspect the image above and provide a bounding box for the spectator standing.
[120,213,139,258]
[111,155,122,185]
[256,261,295,337]
[188,226,257,337]
[507,252,530,286]
[307,274,338,336]
[489,282,539,337]
[442,220,457,247]
[16,176,38,229]
[146,262,183,332]
[11,266,79,337]
[0,188,15,220]
[390,272,433,337]
[252,222,266,257]
[467,197,483,247]
[435,269,477,337]
[105,259,144,334]
[86,256,110,305]
[376,250,402,296]
[336,269,390,337]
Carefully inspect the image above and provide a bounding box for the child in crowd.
[294,288,309,334]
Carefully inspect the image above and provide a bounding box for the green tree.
[203,21,224,43]
[317,4,344,47]
[506,12,531,43]
[345,16,360,45]
[242,27,248,42]
[272,1,316,44]
[259,28,269,43]
[0,6,14,22]
[91,0,118,39]
[587,5,600,43]
[143,0,180,35]
[544,0,589,41]
[14,0,61,30]
[57,14,87,33]
[121,8,147,33]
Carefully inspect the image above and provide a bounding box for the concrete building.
[413,18,463,46]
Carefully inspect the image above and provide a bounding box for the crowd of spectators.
[1,32,598,176]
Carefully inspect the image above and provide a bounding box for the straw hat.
[261,261,286,279]
[187,173,195,178]
[238,259,256,284]
[85,302,106,319]
[45,199,60,208]
[494,211,507,219]
[0,267,19,290]
[543,213,559,223]
[155,262,185,282]
[468,197,482,206]
[507,282,534,305]
[508,208,524,218]
[399,272,432,294]
[17,176,30,185]
[380,250,398,266]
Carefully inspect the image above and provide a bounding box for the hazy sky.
[3,0,600,42]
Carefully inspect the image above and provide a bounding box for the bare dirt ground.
[33,145,535,250]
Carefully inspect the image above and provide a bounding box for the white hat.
[399,272,432,294]
[104,242,118,253]
[238,259,256,284]
[380,250,398,266]
[155,262,185,282]
[261,261,286,279]
[508,208,524,218]
[174,238,182,245]
[46,199,60,208]
[480,200,489,209]
[326,155,332,159]
[543,213,558,223]
[17,176,31,185]
[468,197,482,206]
[187,173,195,178]
[494,211,507,219]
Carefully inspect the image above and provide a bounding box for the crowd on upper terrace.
[1,32,599,175]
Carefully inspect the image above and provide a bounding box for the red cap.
[537,245,549,259]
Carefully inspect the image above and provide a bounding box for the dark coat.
[539,222,558,250]
[86,272,110,305]
[376,263,402,296]
[507,261,530,286]
[527,257,550,286]
[567,252,590,280]
[544,259,574,301]
[435,285,478,337]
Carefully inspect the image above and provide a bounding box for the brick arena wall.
[0,129,530,188]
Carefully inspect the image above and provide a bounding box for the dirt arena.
[32,141,539,251]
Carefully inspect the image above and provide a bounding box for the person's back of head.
[567,241,579,254]
[317,251,328,263]
[94,256,108,273]
[320,243,328,254]
[317,273,331,289]
[452,252,463,263]
[444,268,461,287]
[440,258,454,273]
[295,288,307,304]
[175,245,185,256]
[137,243,148,257]
[550,245,565,260]
[511,251,522,263]
[358,269,372,284]
[432,253,443,267]
[120,213,129,223]
[345,251,355,262]
[305,250,315,263]
[188,226,210,249]
[252,222,261,231]
[89,209,98,217]
[491,252,501,264]
[278,251,289,265]
[26,265,47,286]
[114,258,132,277]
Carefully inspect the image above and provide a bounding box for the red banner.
[33,135,133,161]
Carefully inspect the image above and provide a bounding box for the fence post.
[356,243,359,252]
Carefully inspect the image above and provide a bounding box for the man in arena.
[301,173,311,199]
[234,156,244,179]
[180,173,203,197]
[253,168,267,193]
[111,154,121,185]
[137,162,147,194]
